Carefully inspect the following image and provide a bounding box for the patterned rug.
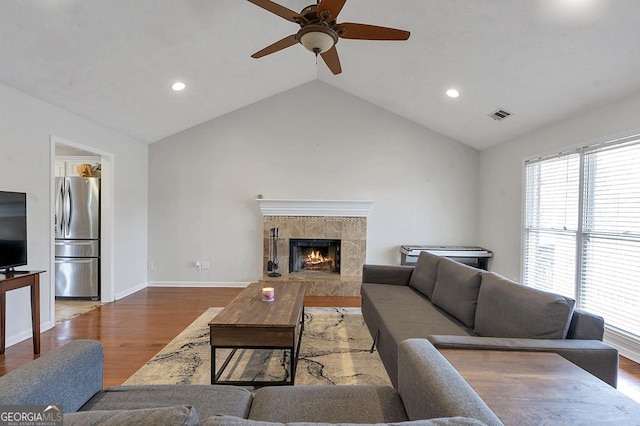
[124,307,391,386]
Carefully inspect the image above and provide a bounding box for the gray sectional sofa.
[361,251,619,388]
[0,339,504,425]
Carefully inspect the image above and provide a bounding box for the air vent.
[488,109,513,121]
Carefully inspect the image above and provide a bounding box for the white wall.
[0,82,148,348]
[148,81,480,285]
[478,90,640,280]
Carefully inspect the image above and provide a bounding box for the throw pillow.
[408,251,441,299]
[430,258,482,328]
[474,272,575,339]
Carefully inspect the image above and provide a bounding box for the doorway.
[49,136,114,325]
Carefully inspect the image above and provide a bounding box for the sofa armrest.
[428,335,619,388]
[0,340,104,412]
[362,264,414,286]
[567,308,605,340]
[397,339,503,426]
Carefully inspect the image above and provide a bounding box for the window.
[524,135,640,342]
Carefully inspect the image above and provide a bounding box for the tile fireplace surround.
[257,199,373,296]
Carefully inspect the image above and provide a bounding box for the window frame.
[522,132,640,355]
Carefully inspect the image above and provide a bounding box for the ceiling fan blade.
[251,34,298,58]
[317,0,346,22]
[247,0,302,22]
[337,23,410,40]
[320,46,342,75]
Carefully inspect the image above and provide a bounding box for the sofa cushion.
[203,415,488,425]
[408,252,441,299]
[474,273,575,339]
[361,283,477,387]
[65,405,198,426]
[249,385,408,424]
[80,385,252,420]
[431,258,482,328]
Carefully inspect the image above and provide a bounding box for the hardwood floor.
[0,288,360,387]
[619,356,640,403]
[1,287,639,404]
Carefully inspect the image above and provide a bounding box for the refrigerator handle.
[65,180,72,234]
[56,180,65,236]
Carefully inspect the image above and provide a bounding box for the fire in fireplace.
[289,239,340,274]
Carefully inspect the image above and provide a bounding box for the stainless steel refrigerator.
[54,177,100,299]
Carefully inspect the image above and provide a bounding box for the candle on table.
[262,287,275,301]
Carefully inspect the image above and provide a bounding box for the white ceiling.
[2,0,639,150]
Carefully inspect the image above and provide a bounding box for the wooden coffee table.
[441,349,640,425]
[209,281,305,386]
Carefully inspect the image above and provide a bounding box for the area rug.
[124,307,391,386]
[55,300,104,324]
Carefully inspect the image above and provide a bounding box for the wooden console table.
[0,270,43,355]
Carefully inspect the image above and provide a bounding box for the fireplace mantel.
[256,199,374,217]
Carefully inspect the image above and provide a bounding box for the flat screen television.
[0,191,27,273]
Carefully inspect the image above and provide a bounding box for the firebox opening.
[289,239,341,274]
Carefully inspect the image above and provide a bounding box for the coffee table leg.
[289,347,294,384]
[211,346,216,384]
[290,305,305,384]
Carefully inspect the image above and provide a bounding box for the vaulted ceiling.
[2,0,639,150]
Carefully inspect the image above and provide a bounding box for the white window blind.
[580,141,640,338]
[524,153,580,299]
[524,135,640,342]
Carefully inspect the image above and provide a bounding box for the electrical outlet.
[202,261,210,270]
[195,261,201,270]
[147,261,154,270]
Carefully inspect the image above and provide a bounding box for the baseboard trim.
[41,320,54,333]
[4,328,34,349]
[115,281,147,300]
[604,328,640,364]
[5,321,55,351]
[148,281,251,288]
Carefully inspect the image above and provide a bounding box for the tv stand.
[0,270,44,354]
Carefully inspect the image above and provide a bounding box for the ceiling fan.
[247,0,410,75]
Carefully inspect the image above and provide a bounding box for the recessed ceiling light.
[446,89,460,98]
[171,81,186,91]
[539,0,608,24]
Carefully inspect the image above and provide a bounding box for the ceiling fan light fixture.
[247,0,410,74]
[298,25,337,54]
